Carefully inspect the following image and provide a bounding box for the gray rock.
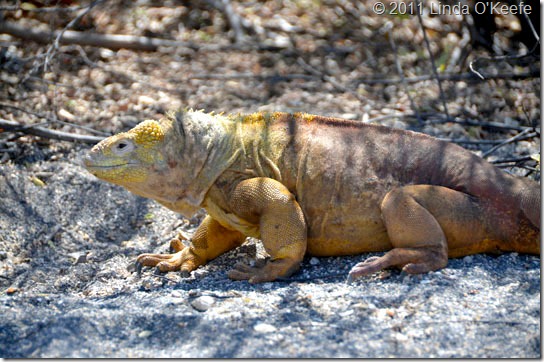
[190,296,215,312]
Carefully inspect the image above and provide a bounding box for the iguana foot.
[136,242,202,274]
[227,259,300,283]
[348,246,447,281]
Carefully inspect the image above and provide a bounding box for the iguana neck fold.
[154,110,242,214]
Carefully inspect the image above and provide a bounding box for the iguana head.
[83,111,240,216]
[83,119,167,186]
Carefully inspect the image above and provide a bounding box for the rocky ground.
[0,0,540,358]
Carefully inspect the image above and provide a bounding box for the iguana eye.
[112,139,134,155]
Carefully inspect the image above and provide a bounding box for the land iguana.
[83,110,540,283]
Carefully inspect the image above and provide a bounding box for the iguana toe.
[348,257,384,280]
[136,247,201,275]
[401,261,444,274]
[228,259,300,283]
[227,262,258,281]
[169,237,185,252]
[137,253,175,266]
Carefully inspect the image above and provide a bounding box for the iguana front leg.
[137,215,245,274]
[226,177,307,283]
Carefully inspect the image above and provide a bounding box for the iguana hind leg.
[349,185,485,280]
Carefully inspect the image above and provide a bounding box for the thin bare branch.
[297,58,364,101]
[415,0,451,121]
[369,112,537,133]
[0,2,89,12]
[469,61,486,80]
[188,72,316,81]
[0,118,103,144]
[0,102,110,136]
[482,129,538,158]
[206,0,248,44]
[356,69,539,86]
[43,0,104,73]
[0,20,195,51]
[0,21,289,53]
[386,23,420,121]
[490,156,537,165]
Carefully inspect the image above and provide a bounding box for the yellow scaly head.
[84,120,166,185]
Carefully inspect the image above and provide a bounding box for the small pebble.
[253,323,277,333]
[193,269,208,278]
[138,330,152,338]
[191,296,215,312]
[188,289,201,297]
[309,257,320,266]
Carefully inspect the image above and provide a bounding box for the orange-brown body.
[84,110,540,282]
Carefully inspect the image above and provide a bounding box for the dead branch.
[0,118,103,144]
[469,47,540,81]
[0,20,194,52]
[296,57,364,101]
[386,23,420,121]
[206,0,248,44]
[42,0,103,73]
[0,1,87,12]
[415,0,451,121]
[482,129,539,158]
[432,117,536,133]
[356,69,539,86]
[188,72,316,81]
[0,102,110,137]
[441,137,530,145]
[370,112,537,133]
[490,155,537,165]
[0,20,288,53]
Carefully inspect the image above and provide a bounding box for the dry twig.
[0,118,103,144]
[385,23,420,122]
[0,20,193,52]
[356,69,539,86]
[42,0,104,73]
[481,129,538,158]
[0,1,88,12]
[296,58,364,101]
[0,21,288,53]
[206,0,248,44]
[370,112,536,133]
[0,102,110,137]
[415,0,451,121]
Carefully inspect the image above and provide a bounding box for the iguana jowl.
[83,110,540,283]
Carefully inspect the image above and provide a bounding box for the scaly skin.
[84,110,540,283]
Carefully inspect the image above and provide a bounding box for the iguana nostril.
[82,155,93,168]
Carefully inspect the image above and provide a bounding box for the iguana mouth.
[82,157,138,170]
[87,163,133,169]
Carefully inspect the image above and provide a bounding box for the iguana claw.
[227,259,300,283]
[136,245,202,275]
[348,256,383,281]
